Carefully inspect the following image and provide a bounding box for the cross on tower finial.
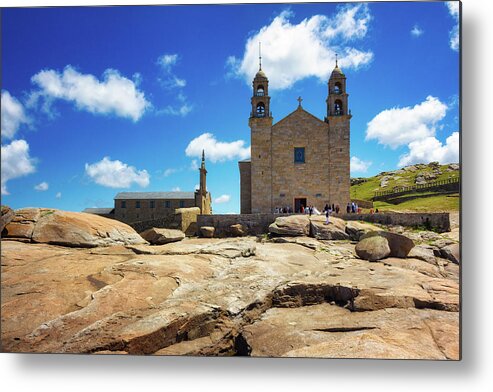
[297,96,303,107]
[259,42,262,70]
[202,149,205,162]
[335,53,338,67]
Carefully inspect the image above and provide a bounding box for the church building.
[239,57,351,214]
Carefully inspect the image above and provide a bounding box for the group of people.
[346,202,361,214]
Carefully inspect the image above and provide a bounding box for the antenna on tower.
[259,42,262,70]
[335,53,338,67]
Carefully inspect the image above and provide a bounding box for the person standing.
[325,206,331,225]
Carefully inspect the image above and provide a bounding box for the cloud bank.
[85,157,150,188]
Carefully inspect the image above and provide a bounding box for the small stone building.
[239,59,351,214]
[85,152,212,224]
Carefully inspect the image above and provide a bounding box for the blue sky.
[1,1,460,213]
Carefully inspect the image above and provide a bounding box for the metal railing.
[373,177,460,200]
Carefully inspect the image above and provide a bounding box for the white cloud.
[185,132,250,163]
[1,90,30,140]
[163,168,177,177]
[227,5,373,90]
[366,96,448,149]
[190,160,199,170]
[398,132,459,167]
[85,157,150,188]
[350,156,372,173]
[410,25,424,37]
[30,66,150,121]
[157,54,178,72]
[34,181,49,191]
[214,194,231,204]
[194,183,200,190]
[161,103,193,117]
[56,192,62,199]
[1,139,36,195]
[446,2,459,51]
[172,186,181,192]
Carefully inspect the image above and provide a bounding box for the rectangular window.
[136,200,141,209]
[179,200,185,208]
[165,200,171,208]
[294,147,305,163]
[121,200,126,209]
[150,200,155,208]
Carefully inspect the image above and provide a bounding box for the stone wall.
[197,211,451,236]
[239,161,252,214]
[114,198,195,224]
[129,207,201,235]
[340,212,451,232]
[197,213,282,237]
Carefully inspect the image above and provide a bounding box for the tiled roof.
[82,208,114,214]
[114,191,195,200]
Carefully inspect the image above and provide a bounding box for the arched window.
[334,100,343,115]
[256,85,265,96]
[334,82,342,94]
[256,102,265,117]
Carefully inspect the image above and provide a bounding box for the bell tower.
[249,43,273,213]
[325,55,351,209]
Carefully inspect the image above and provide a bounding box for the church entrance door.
[294,198,307,213]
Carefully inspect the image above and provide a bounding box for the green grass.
[373,193,459,212]
[351,163,460,213]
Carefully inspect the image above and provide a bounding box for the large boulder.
[3,208,147,248]
[441,243,460,264]
[200,226,215,238]
[269,215,310,237]
[355,235,391,261]
[1,205,15,233]
[345,221,382,241]
[361,231,415,258]
[140,228,185,245]
[309,217,349,240]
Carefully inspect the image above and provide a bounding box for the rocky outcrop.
[345,221,382,241]
[200,226,215,238]
[3,208,146,247]
[269,215,310,236]
[441,243,460,264]
[310,217,349,240]
[361,231,415,258]
[1,206,15,233]
[355,235,391,261]
[1,230,459,359]
[140,228,185,245]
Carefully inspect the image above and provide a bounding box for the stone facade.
[240,61,351,214]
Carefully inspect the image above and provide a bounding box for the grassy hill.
[351,162,460,212]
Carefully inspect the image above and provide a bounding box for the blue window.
[136,201,141,208]
[165,200,171,208]
[294,147,305,163]
[121,200,126,209]
[179,200,185,208]
[150,200,155,208]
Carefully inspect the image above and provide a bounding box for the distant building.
[239,56,351,214]
[84,151,212,224]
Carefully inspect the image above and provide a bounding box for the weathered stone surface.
[269,215,310,236]
[361,231,415,258]
[345,221,382,241]
[1,206,15,233]
[242,304,458,359]
[310,216,349,240]
[4,208,147,247]
[408,245,437,265]
[139,228,185,245]
[441,243,460,264]
[1,232,459,359]
[355,235,391,261]
[200,226,215,238]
